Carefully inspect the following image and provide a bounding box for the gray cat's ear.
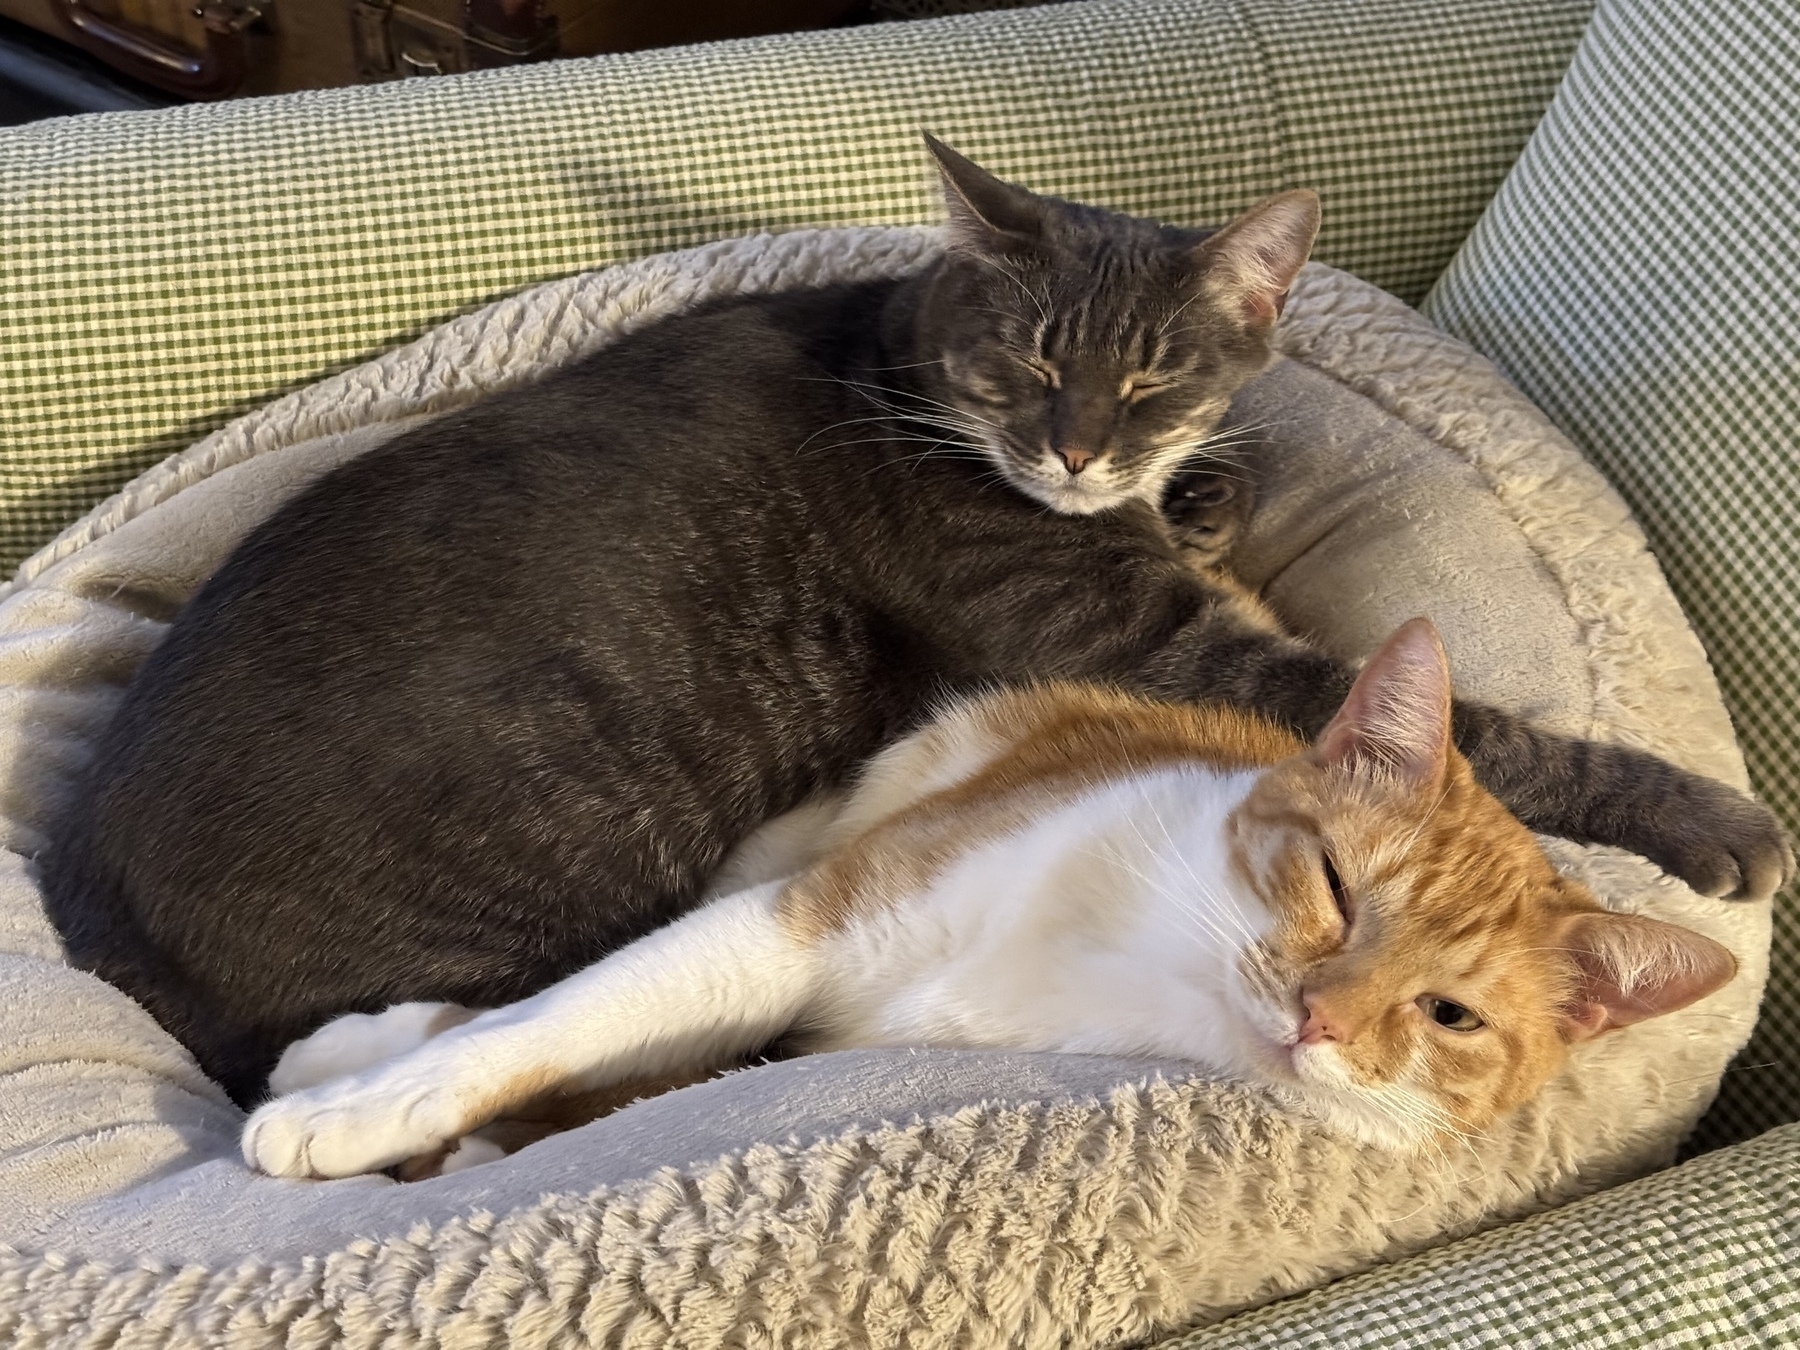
[924,133,1048,255]
[1313,617,1451,791]
[1555,910,1737,1041]
[1195,189,1321,327]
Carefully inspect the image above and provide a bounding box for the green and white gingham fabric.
[1425,0,1800,1149]
[0,0,1594,574]
[1171,1122,1800,1349]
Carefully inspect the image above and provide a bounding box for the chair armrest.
[1424,0,1800,1149]
[1165,1121,1800,1349]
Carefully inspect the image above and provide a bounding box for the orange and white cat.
[244,619,1735,1179]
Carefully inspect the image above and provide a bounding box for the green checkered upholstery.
[1169,1123,1800,1349]
[0,0,1594,575]
[1424,0,1800,1149]
[18,1,1799,1343]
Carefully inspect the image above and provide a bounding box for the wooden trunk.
[0,0,859,100]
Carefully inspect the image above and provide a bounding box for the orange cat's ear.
[1313,617,1451,792]
[1556,911,1737,1042]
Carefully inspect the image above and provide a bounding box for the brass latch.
[58,0,267,97]
[351,0,558,80]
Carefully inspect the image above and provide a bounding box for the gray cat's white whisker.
[810,374,1005,435]
[978,255,1049,326]
[792,413,904,456]
[794,407,985,456]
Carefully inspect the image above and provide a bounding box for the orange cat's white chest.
[798,768,1277,1068]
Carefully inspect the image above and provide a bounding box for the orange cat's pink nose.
[1297,994,1344,1045]
[1056,448,1094,475]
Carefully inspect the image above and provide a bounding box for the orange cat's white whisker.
[1090,844,1238,952]
[1178,865,1263,949]
[1394,783,1454,858]
[1139,789,1263,947]
[1118,811,1259,953]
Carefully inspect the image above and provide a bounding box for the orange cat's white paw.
[439,1134,508,1173]
[243,1073,467,1179]
[268,1002,463,1095]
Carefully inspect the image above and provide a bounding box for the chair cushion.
[0,228,1764,1347]
[1171,1121,1800,1350]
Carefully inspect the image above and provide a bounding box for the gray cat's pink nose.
[1057,448,1094,475]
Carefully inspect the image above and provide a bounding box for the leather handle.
[57,0,251,99]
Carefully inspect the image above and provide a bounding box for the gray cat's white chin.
[975,443,1150,515]
[1006,467,1145,516]
[1035,483,1138,515]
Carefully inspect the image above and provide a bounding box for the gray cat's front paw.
[1163,469,1254,570]
[1644,778,1794,902]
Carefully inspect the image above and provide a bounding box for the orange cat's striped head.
[1226,619,1736,1142]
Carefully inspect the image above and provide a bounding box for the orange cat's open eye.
[1322,853,1353,927]
[1417,996,1484,1033]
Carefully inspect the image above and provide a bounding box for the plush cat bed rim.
[0,226,1765,1347]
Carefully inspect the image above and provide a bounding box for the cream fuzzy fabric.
[0,227,1768,1347]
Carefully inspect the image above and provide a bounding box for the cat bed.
[0,227,1769,1347]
